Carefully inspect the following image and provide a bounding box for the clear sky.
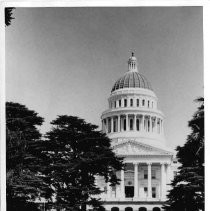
[6,7,203,150]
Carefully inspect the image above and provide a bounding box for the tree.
[5,8,15,26]
[6,102,51,211]
[163,97,204,211]
[43,115,123,211]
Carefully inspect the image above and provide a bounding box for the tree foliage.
[5,8,15,26]
[163,97,204,211]
[42,115,124,210]
[6,102,51,211]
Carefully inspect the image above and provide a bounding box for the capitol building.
[96,53,178,211]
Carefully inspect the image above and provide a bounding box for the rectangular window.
[130,119,133,130]
[152,187,156,198]
[119,100,121,107]
[144,170,148,179]
[130,99,133,107]
[124,99,127,107]
[152,170,156,179]
[142,99,145,106]
[114,101,116,108]
[113,119,117,132]
[148,101,150,108]
[144,187,148,196]
[137,99,139,107]
[108,118,111,133]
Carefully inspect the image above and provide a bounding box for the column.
[118,115,121,132]
[104,119,107,133]
[107,182,111,198]
[154,117,157,133]
[126,114,129,131]
[134,115,136,131]
[147,162,152,199]
[161,163,166,200]
[166,163,171,191]
[149,116,151,132]
[134,162,139,198]
[111,117,114,133]
[142,115,145,131]
[116,99,119,108]
[121,170,125,198]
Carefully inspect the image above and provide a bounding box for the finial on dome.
[128,51,138,72]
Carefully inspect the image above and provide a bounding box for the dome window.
[119,100,121,107]
[124,99,127,107]
[137,99,139,107]
[142,99,145,106]
[123,118,126,131]
[148,101,150,108]
[113,118,117,132]
[136,119,140,131]
[108,118,111,133]
[130,118,133,130]
[130,99,133,107]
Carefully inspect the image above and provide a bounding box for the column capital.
[147,162,152,166]
[160,162,167,166]
[133,162,139,165]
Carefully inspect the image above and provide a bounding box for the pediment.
[113,140,173,156]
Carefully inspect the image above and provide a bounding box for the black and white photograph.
[3,3,205,211]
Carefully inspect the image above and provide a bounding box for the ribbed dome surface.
[111,71,152,92]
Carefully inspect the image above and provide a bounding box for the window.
[119,100,121,107]
[142,99,145,106]
[130,118,133,130]
[111,207,119,211]
[144,187,148,195]
[124,118,126,131]
[108,118,111,133]
[139,208,147,211]
[137,99,139,107]
[124,99,127,107]
[148,101,150,108]
[113,119,117,132]
[152,170,156,179]
[136,119,140,131]
[144,170,148,179]
[114,101,116,108]
[152,187,156,198]
[130,99,133,107]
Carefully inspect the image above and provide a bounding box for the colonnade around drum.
[102,114,163,134]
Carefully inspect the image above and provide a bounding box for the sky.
[6,7,203,150]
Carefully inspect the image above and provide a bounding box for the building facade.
[96,53,178,211]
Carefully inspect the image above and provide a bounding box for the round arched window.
[111,207,119,211]
[153,207,161,211]
[125,207,133,211]
[139,207,147,211]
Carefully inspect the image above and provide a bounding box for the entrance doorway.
[125,186,134,198]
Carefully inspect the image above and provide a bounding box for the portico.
[105,162,169,201]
